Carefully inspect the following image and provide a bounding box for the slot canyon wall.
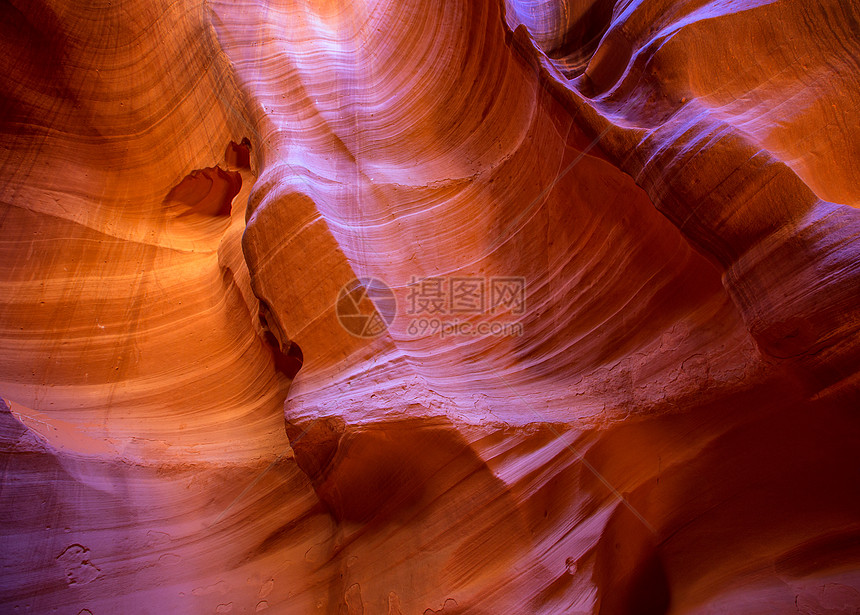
[1,0,859,613]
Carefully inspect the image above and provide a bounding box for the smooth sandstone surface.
[1,0,858,613]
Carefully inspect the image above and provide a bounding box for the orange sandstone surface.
[1,1,859,613]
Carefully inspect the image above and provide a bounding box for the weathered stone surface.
[1,0,858,613]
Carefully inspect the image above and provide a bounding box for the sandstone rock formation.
[1,0,858,613]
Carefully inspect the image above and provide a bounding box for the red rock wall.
[1,0,858,613]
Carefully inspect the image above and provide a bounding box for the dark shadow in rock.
[163,166,241,217]
[225,138,251,170]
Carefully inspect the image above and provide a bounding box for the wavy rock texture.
[1,0,858,613]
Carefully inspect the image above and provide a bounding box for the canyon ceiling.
[1,0,859,613]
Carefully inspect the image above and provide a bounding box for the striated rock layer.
[1,0,858,613]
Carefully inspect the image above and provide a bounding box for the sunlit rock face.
[1,0,858,613]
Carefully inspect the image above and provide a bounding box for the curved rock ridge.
[507,0,860,394]
[0,0,858,614]
[0,2,310,610]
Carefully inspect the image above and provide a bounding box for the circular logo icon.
[335,277,397,338]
